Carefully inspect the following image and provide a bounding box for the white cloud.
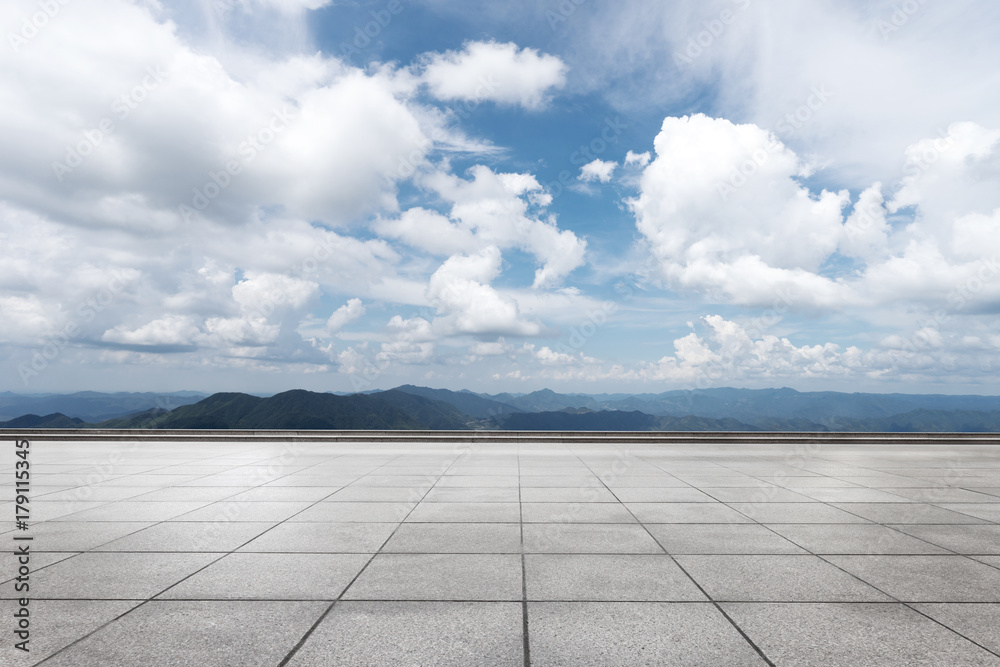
[418,165,587,289]
[624,150,651,167]
[420,41,567,110]
[630,114,852,307]
[579,159,617,183]
[102,315,201,347]
[327,298,365,333]
[426,246,540,336]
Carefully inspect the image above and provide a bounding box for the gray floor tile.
[828,555,1000,601]
[343,554,522,600]
[892,524,1000,554]
[767,523,951,555]
[831,502,989,524]
[526,554,706,601]
[286,601,523,666]
[422,487,520,503]
[609,487,716,502]
[159,553,371,600]
[406,501,521,522]
[172,500,314,522]
[730,502,872,523]
[93,521,276,552]
[528,602,768,666]
[520,487,618,502]
[795,488,911,503]
[627,502,753,523]
[647,523,807,554]
[723,602,1000,666]
[326,486,421,501]
[383,523,522,553]
[224,486,340,501]
[913,603,1000,655]
[15,521,155,551]
[239,522,397,552]
[0,600,139,667]
[939,504,1000,522]
[4,552,220,599]
[521,502,637,523]
[125,486,251,502]
[702,487,814,503]
[523,523,664,554]
[675,555,891,602]
[56,501,214,522]
[39,601,327,667]
[289,501,416,522]
[892,488,1000,503]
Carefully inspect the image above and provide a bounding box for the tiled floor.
[2,439,1000,665]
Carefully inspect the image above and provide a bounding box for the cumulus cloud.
[327,298,365,333]
[630,115,1000,315]
[426,246,540,336]
[579,159,617,183]
[413,165,587,289]
[420,41,567,109]
[624,151,651,167]
[630,114,852,307]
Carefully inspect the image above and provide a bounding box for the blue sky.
[2,0,1000,395]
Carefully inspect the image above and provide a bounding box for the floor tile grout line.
[571,444,778,667]
[275,446,464,666]
[518,447,532,667]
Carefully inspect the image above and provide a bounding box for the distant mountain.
[0,391,207,422]
[0,413,86,428]
[2,387,999,432]
[495,410,759,431]
[392,385,520,418]
[134,389,465,430]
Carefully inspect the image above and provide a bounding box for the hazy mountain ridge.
[2,386,1000,432]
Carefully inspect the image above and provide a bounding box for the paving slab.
[383,522,522,553]
[93,521,276,552]
[647,523,807,554]
[0,599,139,667]
[913,603,1000,655]
[5,438,999,665]
[528,602,768,666]
[767,523,952,555]
[523,523,664,553]
[342,554,523,600]
[2,552,220,599]
[286,601,523,666]
[158,552,371,600]
[39,601,327,667]
[723,602,1000,666]
[238,521,397,553]
[406,501,521,522]
[827,555,1000,601]
[525,554,706,601]
[675,555,892,602]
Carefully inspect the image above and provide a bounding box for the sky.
[2,0,999,396]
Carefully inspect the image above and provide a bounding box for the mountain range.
[2,386,1000,432]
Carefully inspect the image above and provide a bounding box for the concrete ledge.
[3,428,1000,444]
